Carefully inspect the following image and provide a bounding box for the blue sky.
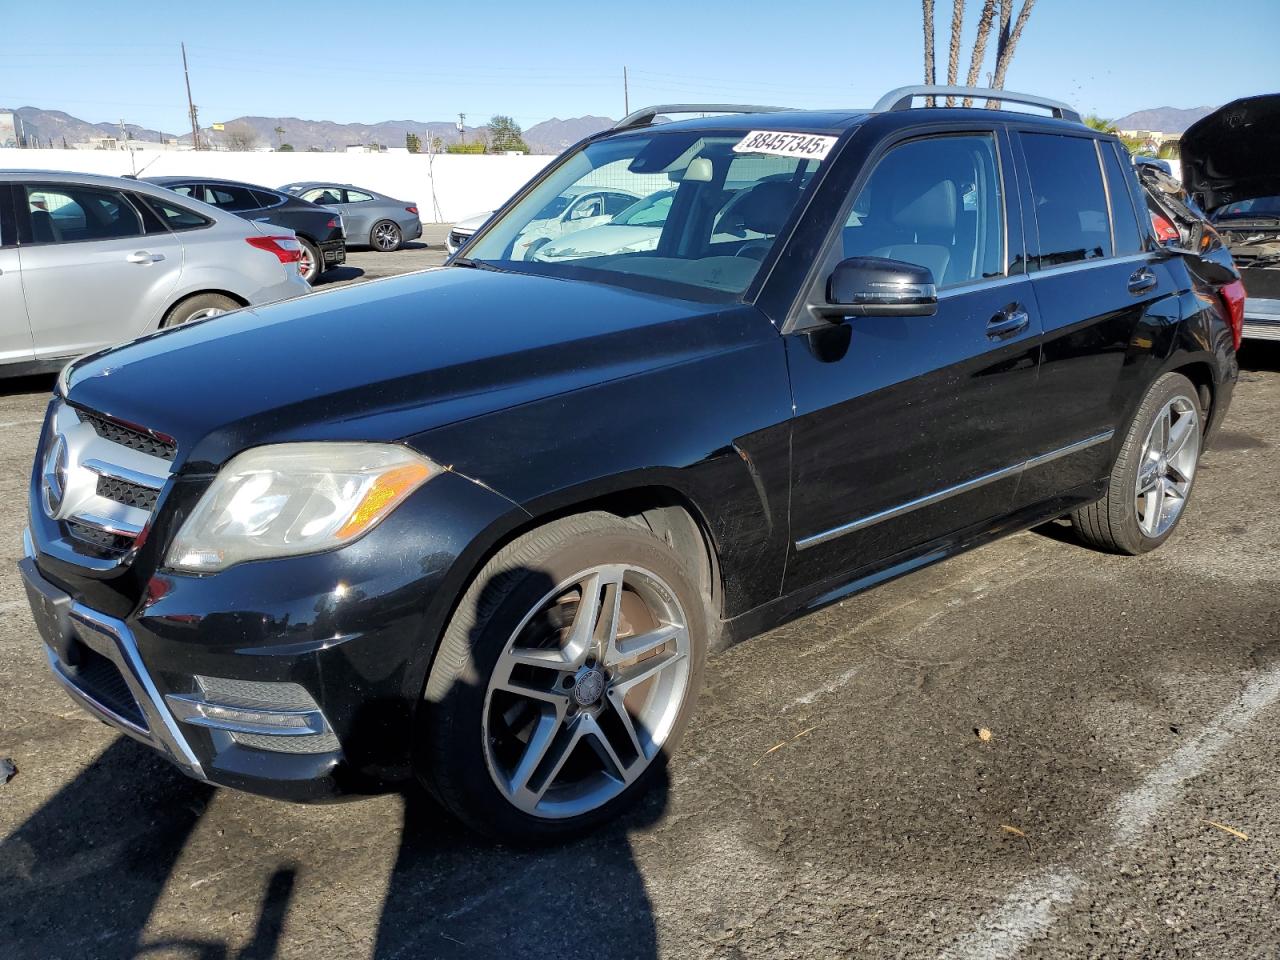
[3,0,1277,132]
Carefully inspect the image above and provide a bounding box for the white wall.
[0,148,556,223]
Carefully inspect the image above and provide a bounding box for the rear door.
[0,183,35,367]
[16,181,185,358]
[783,127,1045,593]
[1011,130,1177,505]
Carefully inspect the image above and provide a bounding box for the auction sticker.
[733,130,837,160]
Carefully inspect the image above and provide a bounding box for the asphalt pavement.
[1,250,1278,959]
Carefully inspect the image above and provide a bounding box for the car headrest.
[31,210,56,243]
[884,178,957,234]
[735,181,800,236]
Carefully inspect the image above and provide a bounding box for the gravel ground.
[1,258,1278,959]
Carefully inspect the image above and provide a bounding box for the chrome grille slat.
[76,408,176,462]
[41,401,176,564]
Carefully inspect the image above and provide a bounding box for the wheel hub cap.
[572,667,607,706]
[1135,394,1200,538]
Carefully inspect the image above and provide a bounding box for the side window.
[602,192,634,216]
[205,185,260,212]
[1101,143,1145,256]
[24,185,142,243]
[1020,133,1111,268]
[840,134,1004,288]
[169,183,202,200]
[345,190,374,203]
[251,189,284,209]
[140,195,212,231]
[303,187,342,205]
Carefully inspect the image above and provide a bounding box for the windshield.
[1214,195,1280,221]
[464,130,828,299]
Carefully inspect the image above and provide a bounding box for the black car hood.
[63,267,755,472]
[1181,94,1280,214]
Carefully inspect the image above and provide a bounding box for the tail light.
[405,205,419,215]
[1151,212,1180,243]
[327,218,339,229]
[1219,279,1247,351]
[246,235,302,266]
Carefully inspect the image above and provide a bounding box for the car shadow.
[0,566,665,959]
[315,266,366,285]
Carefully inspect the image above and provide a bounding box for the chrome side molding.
[795,430,1114,552]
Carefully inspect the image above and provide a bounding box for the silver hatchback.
[0,171,311,377]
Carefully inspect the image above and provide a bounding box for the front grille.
[76,409,176,462]
[68,645,147,730]
[95,474,158,512]
[449,230,469,249]
[66,519,135,553]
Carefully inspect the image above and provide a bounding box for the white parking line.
[945,665,1280,960]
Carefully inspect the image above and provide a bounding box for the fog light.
[165,676,327,737]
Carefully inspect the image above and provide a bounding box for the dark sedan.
[146,177,346,283]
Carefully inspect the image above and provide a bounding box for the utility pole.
[457,112,466,145]
[181,42,201,151]
[623,65,630,116]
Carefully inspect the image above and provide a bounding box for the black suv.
[21,87,1240,842]
[146,176,346,283]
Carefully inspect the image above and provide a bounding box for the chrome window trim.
[795,429,1114,551]
[1029,251,1153,280]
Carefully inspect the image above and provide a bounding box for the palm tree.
[1083,115,1118,134]
[923,0,936,105]
[945,0,965,106]
[989,0,1037,96]
[273,125,285,149]
[963,0,998,106]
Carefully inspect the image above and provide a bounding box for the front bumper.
[21,463,524,802]
[1242,297,1280,342]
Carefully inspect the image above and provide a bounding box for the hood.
[538,224,659,259]
[1181,94,1280,214]
[63,267,748,472]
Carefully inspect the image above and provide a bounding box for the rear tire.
[418,511,707,843]
[1071,372,1203,554]
[298,238,322,284]
[161,293,240,328]
[370,220,402,252]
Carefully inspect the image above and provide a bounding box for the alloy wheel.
[1135,394,1200,538]
[184,307,227,324]
[482,563,691,819]
[372,222,401,251]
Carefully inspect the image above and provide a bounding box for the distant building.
[73,136,188,152]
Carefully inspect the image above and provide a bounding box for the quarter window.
[839,134,1004,288]
[24,185,143,243]
[141,196,211,231]
[1101,143,1145,256]
[345,190,374,203]
[205,185,260,212]
[1020,133,1111,268]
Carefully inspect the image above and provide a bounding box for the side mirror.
[820,256,938,319]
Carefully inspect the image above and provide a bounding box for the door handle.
[987,304,1030,339]
[1127,267,1158,296]
[126,251,164,264]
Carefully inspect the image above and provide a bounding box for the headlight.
[167,442,438,573]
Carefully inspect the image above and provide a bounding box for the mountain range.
[6,103,1218,155]
[7,106,615,154]
[1110,106,1215,133]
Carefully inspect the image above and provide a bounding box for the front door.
[784,129,1044,593]
[0,184,35,367]
[16,182,185,359]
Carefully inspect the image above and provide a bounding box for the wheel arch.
[162,288,250,322]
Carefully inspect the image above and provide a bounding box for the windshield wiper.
[452,257,500,271]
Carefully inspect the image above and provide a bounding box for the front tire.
[1072,372,1203,554]
[370,220,402,252]
[418,512,707,843]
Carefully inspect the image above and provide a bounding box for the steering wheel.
[734,240,774,260]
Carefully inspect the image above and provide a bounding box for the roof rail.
[872,85,1081,123]
[613,104,797,131]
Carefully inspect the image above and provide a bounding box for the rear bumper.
[318,238,346,269]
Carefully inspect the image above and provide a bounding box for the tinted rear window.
[1020,133,1111,269]
[1101,143,1144,256]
